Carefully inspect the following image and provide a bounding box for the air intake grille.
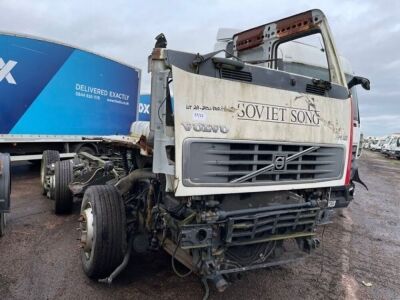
[226,206,320,245]
[306,84,325,96]
[220,68,252,82]
[183,140,344,186]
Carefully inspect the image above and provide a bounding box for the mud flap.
[352,168,368,191]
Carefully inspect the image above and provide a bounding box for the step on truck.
[41,9,370,296]
[0,33,141,162]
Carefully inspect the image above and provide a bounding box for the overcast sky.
[0,0,399,136]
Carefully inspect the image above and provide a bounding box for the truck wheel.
[0,153,11,237]
[54,160,73,214]
[80,185,127,279]
[0,213,5,237]
[41,150,60,195]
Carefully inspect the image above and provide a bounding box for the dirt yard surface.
[0,150,399,300]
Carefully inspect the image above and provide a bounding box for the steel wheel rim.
[80,203,94,259]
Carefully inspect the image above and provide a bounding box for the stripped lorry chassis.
[41,9,370,296]
[41,136,145,214]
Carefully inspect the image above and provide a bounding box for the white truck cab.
[63,10,371,295]
[215,29,363,160]
[370,137,385,151]
[381,135,395,155]
[387,134,400,158]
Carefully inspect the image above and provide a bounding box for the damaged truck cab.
[148,9,354,287]
[73,9,370,294]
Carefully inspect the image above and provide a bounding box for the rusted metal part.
[82,136,142,149]
[276,11,315,38]
[235,25,264,51]
[151,48,164,60]
[138,135,153,156]
[85,135,154,157]
[217,255,306,275]
[0,159,3,175]
[228,232,316,247]
[233,10,320,52]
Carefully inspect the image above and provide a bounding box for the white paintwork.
[0,134,102,143]
[214,35,361,153]
[216,28,240,42]
[382,134,400,154]
[369,136,386,150]
[10,153,75,162]
[172,66,352,197]
[130,121,151,139]
[214,28,240,52]
[2,134,141,161]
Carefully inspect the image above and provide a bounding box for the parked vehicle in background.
[381,136,395,155]
[370,137,385,151]
[0,33,141,162]
[363,136,376,149]
[387,134,400,159]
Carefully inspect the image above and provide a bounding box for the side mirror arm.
[348,76,370,91]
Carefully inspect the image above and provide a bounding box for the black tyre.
[41,150,60,195]
[0,212,5,237]
[80,185,127,279]
[0,153,10,237]
[54,160,73,214]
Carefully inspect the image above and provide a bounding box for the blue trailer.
[0,32,141,161]
[137,94,151,122]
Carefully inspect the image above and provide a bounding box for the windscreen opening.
[276,33,330,82]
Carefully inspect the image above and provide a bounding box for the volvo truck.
[41,9,370,296]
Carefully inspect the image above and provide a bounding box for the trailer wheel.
[80,185,127,279]
[0,153,11,237]
[54,160,73,214]
[41,150,60,195]
[0,213,5,237]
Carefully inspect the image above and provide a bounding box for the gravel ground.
[0,150,399,300]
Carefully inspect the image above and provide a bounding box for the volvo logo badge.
[181,122,229,134]
[273,155,287,171]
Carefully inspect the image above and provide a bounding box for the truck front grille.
[225,206,320,245]
[182,140,344,186]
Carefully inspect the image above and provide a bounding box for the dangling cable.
[201,277,210,300]
[171,234,193,278]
